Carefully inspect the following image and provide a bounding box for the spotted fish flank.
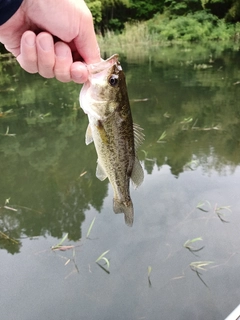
[80,54,144,226]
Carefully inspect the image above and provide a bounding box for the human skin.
[0,0,101,83]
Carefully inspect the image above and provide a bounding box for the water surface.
[1,43,240,319]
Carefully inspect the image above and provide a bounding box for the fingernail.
[74,70,84,81]
[38,35,53,51]
[25,33,35,46]
[71,63,88,83]
[55,44,68,58]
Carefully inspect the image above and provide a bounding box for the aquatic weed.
[148,266,152,287]
[190,261,214,287]
[157,130,167,143]
[184,237,204,254]
[214,204,231,223]
[86,217,96,239]
[196,200,211,212]
[0,126,16,137]
[96,250,110,274]
[51,233,70,251]
[96,250,110,268]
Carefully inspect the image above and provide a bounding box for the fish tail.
[113,199,134,227]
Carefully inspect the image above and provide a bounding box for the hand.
[0,0,101,83]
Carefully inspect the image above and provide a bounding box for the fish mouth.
[80,54,120,115]
[87,54,120,74]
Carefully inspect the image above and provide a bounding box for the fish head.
[80,54,127,120]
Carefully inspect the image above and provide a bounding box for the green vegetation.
[93,0,240,46]
[0,1,239,53]
[147,11,238,42]
[98,14,240,49]
[88,0,240,33]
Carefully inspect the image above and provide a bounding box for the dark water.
[1,43,240,319]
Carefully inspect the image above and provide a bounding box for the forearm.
[0,0,23,25]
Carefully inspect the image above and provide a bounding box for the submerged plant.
[1,198,17,212]
[157,130,167,143]
[141,149,148,158]
[96,250,110,268]
[190,260,214,287]
[51,233,74,251]
[214,204,231,223]
[0,230,19,244]
[196,201,231,223]
[196,200,211,212]
[148,266,152,287]
[190,260,213,272]
[86,216,96,239]
[181,117,193,124]
[96,250,110,274]
[184,237,204,254]
[181,117,193,130]
[0,126,16,137]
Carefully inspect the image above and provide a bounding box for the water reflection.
[0,107,108,252]
[1,44,240,254]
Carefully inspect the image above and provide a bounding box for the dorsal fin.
[133,123,144,149]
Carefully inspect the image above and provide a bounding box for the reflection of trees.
[0,207,22,254]
[0,113,108,253]
[1,44,240,253]
[0,169,107,254]
[0,62,108,253]
[128,45,240,177]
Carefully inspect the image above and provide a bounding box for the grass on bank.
[97,12,240,49]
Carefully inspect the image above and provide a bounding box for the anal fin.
[96,161,108,181]
[131,157,144,189]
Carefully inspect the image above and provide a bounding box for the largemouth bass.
[80,54,144,226]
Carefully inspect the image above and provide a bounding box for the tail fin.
[113,198,134,227]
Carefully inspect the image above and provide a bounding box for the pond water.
[1,43,240,320]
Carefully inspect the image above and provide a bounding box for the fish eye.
[108,75,118,87]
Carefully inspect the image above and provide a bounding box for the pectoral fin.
[131,157,144,189]
[85,124,93,145]
[96,161,108,181]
